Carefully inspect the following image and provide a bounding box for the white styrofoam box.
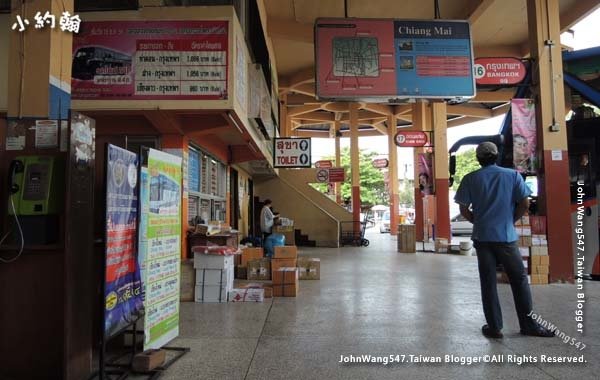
[194,253,234,270]
[195,267,233,287]
[195,284,230,303]
[523,259,529,268]
[519,247,530,257]
[229,288,264,302]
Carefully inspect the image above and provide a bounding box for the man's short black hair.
[263,199,272,205]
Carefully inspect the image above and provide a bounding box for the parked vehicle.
[379,211,390,233]
[451,214,473,235]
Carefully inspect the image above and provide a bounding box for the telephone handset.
[8,159,25,195]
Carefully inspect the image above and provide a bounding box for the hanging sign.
[315,160,333,168]
[372,158,389,169]
[395,131,428,147]
[511,99,537,174]
[315,18,475,101]
[328,168,345,182]
[273,138,311,168]
[474,57,526,85]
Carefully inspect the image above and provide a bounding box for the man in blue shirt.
[455,142,554,339]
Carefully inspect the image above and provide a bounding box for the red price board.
[315,160,333,168]
[394,131,428,147]
[328,168,345,182]
[372,158,389,169]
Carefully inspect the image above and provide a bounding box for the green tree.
[398,179,415,208]
[451,148,481,191]
[313,147,387,208]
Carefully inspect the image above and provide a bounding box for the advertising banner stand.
[91,146,189,380]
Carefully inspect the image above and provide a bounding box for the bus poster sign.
[143,149,182,350]
[273,138,311,168]
[72,20,228,100]
[104,144,144,339]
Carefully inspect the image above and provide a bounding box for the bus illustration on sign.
[149,174,179,215]
[72,46,132,81]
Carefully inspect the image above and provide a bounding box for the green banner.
[143,149,182,350]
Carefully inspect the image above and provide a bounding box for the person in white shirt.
[260,199,274,242]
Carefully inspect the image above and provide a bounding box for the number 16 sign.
[273,138,312,168]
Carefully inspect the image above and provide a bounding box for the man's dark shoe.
[482,325,503,339]
[520,325,555,337]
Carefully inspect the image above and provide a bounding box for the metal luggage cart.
[339,220,369,247]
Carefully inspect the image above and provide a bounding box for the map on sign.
[332,37,379,77]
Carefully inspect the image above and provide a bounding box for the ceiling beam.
[143,110,183,134]
[492,103,511,117]
[471,89,515,103]
[369,120,388,135]
[447,116,482,128]
[288,103,323,117]
[362,103,393,115]
[291,111,334,122]
[560,0,600,31]
[466,0,496,25]
[394,104,412,115]
[292,83,316,97]
[474,44,524,58]
[447,105,493,118]
[287,93,319,105]
[266,17,313,44]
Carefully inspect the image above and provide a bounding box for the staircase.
[254,169,352,247]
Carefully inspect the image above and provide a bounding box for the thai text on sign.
[273,138,311,168]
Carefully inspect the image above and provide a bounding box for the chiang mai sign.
[315,18,475,101]
[394,131,428,147]
[473,57,526,85]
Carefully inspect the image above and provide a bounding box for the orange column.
[162,134,190,258]
[334,120,342,204]
[432,101,450,241]
[527,0,573,281]
[412,102,429,241]
[387,114,399,235]
[349,103,361,226]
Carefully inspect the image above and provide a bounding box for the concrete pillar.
[527,0,573,281]
[349,102,361,225]
[8,0,73,119]
[412,102,428,241]
[162,134,190,258]
[280,93,288,137]
[334,120,342,204]
[432,101,450,240]
[387,114,399,235]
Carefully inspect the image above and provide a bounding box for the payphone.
[4,156,64,245]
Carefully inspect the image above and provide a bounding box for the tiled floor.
[160,230,599,380]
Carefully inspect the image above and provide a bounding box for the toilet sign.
[273,138,311,168]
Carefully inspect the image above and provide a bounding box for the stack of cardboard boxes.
[515,214,549,285]
[233,245,321,297]
[193,253,234,302]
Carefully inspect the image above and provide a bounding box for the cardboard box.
[229,288,265,302]
[520,227,532,236]
[530,216,547,234]
[132,349,166,372]
[519,247,530,257]
[248,258,272,281]
[521,215,530,226]
[531,246,549,256]
[241,247,264,267]
[518,236,532,247]
[180,259,195,302]
[540,255,549,266]
[531,274,548,285]
[434,238,449,253]
[297,257,320,280]
[196,267,233,287]
[273,245,298,259]
[235,266,247,280]
[194,284,230,302]
[243,283,273,298]
[271,258,297,275]
[274,226,295,245]
[194,253,234,270]
[532,265,549,275]
[272,267,298,297]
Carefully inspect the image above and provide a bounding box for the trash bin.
[397,224,416,253]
